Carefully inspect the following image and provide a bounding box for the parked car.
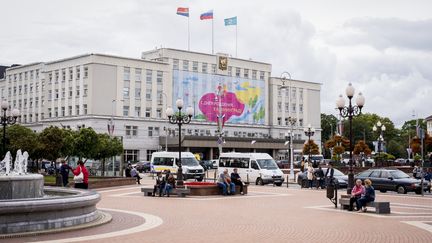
[133,161,151,173]
[276,160,289,169]
[355,168,428,194]
[297,167,348,188]
[394,158,408,166]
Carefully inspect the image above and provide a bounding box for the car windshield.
[178,157,200,166]
[390,170,410,179]
[257,159,278,170]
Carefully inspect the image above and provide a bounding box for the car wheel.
[379,189,387,193]
[256,178,264,186]
[275,182,282,187]
[415,188,422,195]
[197,177,204,182]
[301,180,308,188]
[397,186,407,194]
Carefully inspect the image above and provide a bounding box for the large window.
[157,71,163,84]
[152,157,174,166]
[148,127,160,137]
[124,150,139,163]
[219,157,250,168]
[123,67,130,81]
[173,59,179,70]
[135,68,141,81]
[202,63,208,73]
[183,60,189,71]
[123,81,130,98]
[123,106,129,116]
[125,125,138,137]
[192,61,198,72]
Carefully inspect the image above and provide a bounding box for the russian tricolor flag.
[200,10,213,20]
[176,7,189,17]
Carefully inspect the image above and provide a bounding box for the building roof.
[142,48,272,66]
[425,115,432,121]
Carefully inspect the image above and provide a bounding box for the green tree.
[72,127,99,160]
[321,113,338,142]
[386,140,405,159]
[94,134,123,176]
[38,126,66,162]
[5,124,38,158]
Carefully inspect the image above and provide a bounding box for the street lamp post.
[215,83,225,157]
[336,83,365,195]
[1,101,20,167]
[279,72,296,179]
[373,121,386,167]
[303,124,315,163]
[166,99,194,187]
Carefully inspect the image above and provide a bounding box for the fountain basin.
[0,174,44,200]
[0,187,101,234]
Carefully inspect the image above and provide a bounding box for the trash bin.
[326,184,334,199]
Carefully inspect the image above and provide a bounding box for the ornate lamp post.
[336,83,365,194]
[166,99,193,187]
[303,124,315,162]
[215,83,225,157]
[1,100,20,166]
[373,121,386,167]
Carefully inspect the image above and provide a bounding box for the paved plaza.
[5,174,432,243]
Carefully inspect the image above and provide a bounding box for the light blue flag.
[224,16,237,26]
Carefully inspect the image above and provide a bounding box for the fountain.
[0,150,102,235]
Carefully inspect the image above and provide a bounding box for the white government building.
[0,48,321,163]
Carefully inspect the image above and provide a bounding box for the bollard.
[205,170,208,182]
[286,174,289,188]
[214,169,217,183]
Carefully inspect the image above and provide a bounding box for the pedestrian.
[130,166,141,184]
[300,157,305,172]
[217,169,235,196]
[424,168,431,193]
[73,160,89,189]
[356,179,375,212]
[314,166,325,189]
[59,160,72,187]
[325,162,335,186]
[413,165,419,179]
[349,179,365,211]
[153,172,165,197]
[307,164,314,189]
[164,174,176,197]
[125,163,132,177]
[231,168,244,195]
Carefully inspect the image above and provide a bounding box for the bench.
[141,187,191,197]
[339,195,390,214]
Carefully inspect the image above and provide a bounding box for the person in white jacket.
[307,164,314,189]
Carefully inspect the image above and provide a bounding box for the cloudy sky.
[1,0,431,127]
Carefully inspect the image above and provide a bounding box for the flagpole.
[188,16,190,51]
[212,16,214,54]
[235,23,238,57]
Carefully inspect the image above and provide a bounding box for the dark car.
[276,160,290,169]
[355,168,428,194]
[134,161,151,173]
[297,167,348,188]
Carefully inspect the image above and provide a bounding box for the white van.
[150,152,205,181]
[218,153,285,186]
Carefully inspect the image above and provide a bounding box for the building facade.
[426,115,432,136]
[0,48,321,162]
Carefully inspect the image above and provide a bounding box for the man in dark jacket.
[59,160,72,187]
[231,168,244,195]
[314,166,325,189]
[325,162,335,186]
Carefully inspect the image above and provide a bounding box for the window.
[125,125,138,137]
[277,87,281,96]
[292,87,296,99]
[277,102,282,112]
[135,68,141,81]
[148,127,160,136]
[24,84,27,94]
[76,86,80,97]
[124,150,139,163]
[299,104,303,113]
[370,171,381,178]
[48,90,52,100]
[61,107,65,116]
[285,103,289,112]
[68,106,72,116]
[228,66,232,76]
[134,107,141,117]
[123,81,130,98]
[202,63,208,73]
[76,105,80,115]
[252,70,257,80]
[146,89,152,100]
[244,69,249,78]
[277,117,281,125]
[173,59,179,70]
[218,157,250,168]
[299,119,303,127]
[183,60,189,71]
[123,106,129,116]
[299,88,303,100]
[211,64,217,73]
[84,66,88,78]
[135,82,141,98]
[76,67,80,80]
[83,85,88,97]
[123,67,130,81]
[235,68,241,77]
[62,88,65,98]
[157,90,162,104]
[147,150,157,161]
[145,107,151,117]
[157,71,163,84]
[54,107,58,117]
[69,68,73,80]
[62,69,66,82]
[259,71,265,80]
[146,69,152,84]
[156,108,162,118]
[29,83,33,92]
[84,104,87,114]
[192,61,198,72]
[292,104,296,112]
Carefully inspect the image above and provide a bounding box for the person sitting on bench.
[153,172,166,197]
[164,174,176,197]
[349,179,365,211]
[356,179,375,212]
[218,169,235,196]
[231,168,244,195]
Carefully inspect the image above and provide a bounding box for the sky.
[1,0,431,127]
